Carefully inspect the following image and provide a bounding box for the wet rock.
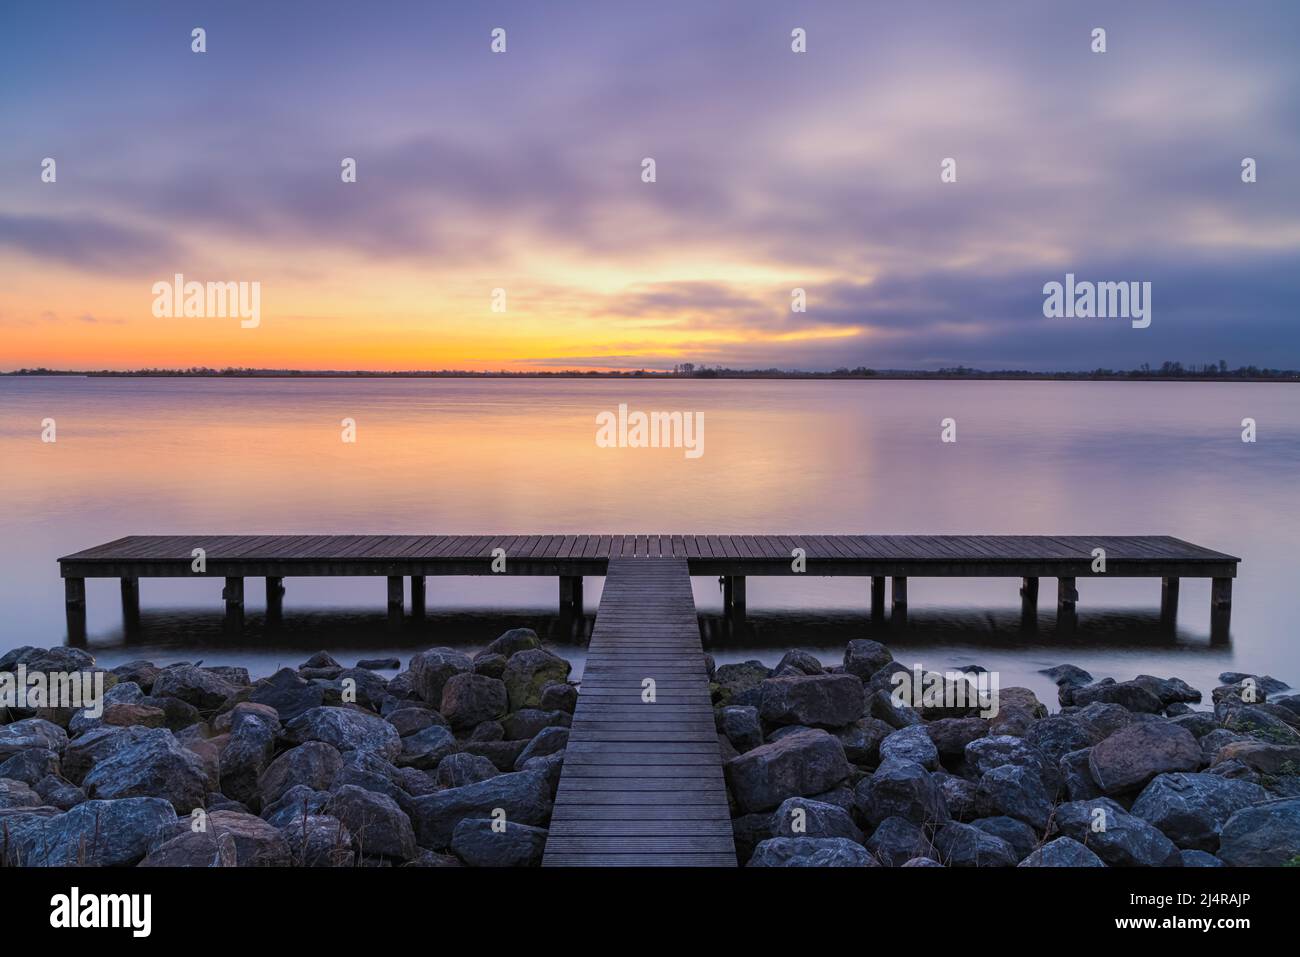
[326,785,417,860]
[1053,798,1182,867]
[771,796,862,843]
[502,650,571,711]
[866,816,934,866]
[285,706,401,762]
[409,648,473,707]
[1040,664,1093,689]
[879,725,939,770]
[759,673,865,729]
[450,817,547,866]
[1088,722,1201,795]
[1217,798,1300,867]
[932,822,1018,867]
[82,727,208,812]
[854,758,948,828]
[748,836,878,867]
[842,640,893,681]
[410,769,552,849]
[1218,673,1289,696]
[1131,772,1267,852]
[724,729,850,814]
[1018,836,1105,867]
[258,741,344,807]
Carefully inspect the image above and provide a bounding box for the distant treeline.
[4,362,1298,381]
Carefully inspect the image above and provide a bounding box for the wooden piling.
[871,576,886,621]
[265,576,285,624]
[411,575,426,619]
[223,576,244,632]
[1057,576,1078,609]
[387,576,404,631]
[1160,577,1179,627]
[65,577,86,645]
[121,577,140,631]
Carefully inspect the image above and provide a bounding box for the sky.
[1,0,1298,372]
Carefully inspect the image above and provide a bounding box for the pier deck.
[542,558,735,866]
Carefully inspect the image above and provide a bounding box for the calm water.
[2,377,1297,706]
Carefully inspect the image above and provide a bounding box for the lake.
[2,376,1297,707]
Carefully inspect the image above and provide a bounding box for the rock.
[285,707,401,762]
[469,721,505,742]
[712,660,770,705]
[326,785,417,860]
[462,739,529,772]
[82,727,208,812]
[867,690,924,729]
[0,646,96,672]
[724,729,850,814]
[925,717,990,762]
[1218,673,1290,696]
[408,648,473,706]
[280,813,354,866]
[395,724,459,770]
[1018,836,1105,867]
[521,751,565,795]
[879,725,939,770]
[357,657,401,671]
[502,650,571,711]
[972,816,1039,861]
[719,705,763,753]
[219,703,281,806]
[436,752,500,788]
[771,796,862,843]
[1053,798,1182,867]
[1073,702,1138,741]
[450,817,548,866]
[300,652,341,671]
[1131,772,1267,852]
[999,687,1048,718]
[1026,716,1095,766]
[988,707,1037,738]
[151,665,238,711]
[111,660,161,691]
[140,830,238,867]
[1217,798,1300,866]
[964,736,1057,794]
[148,810,290,866]
[902,857,942,867]
[1040,664,1093,689]
[932,822,1018,867]
[731,811,774,863]
[0,778,41,809]
[775,650,824,676]
[482,628,542,659]
[539,683,578,714]
[0,748,61,785]
[386,707,442,738]
[1221,704,1300,744]
[1070,680,1164,714]
[440,674,508,729]
[1211,740,1300,775]
[1088,722,1201,795]
[836,717,894,765]
[320,668,388,711]
[934,772,979,822]
[0,718,68,760]
[1132,675,1202,706]
[248,668,326,722]
[975,764,1052,829]
[1180,849,1224,866]
[330,750,410,812]
[758,673,865,729]
[62,726,152,784]
[1168,712,1219,739]
[24,797,175,866]
[748,836,878,867]
[843,640,893,681]
[514,726,568,768]
[854,758,949,828]
[395,767,439,797]
[35,775,85,810]
[258,741,344,807]
[410,769,552,849]
[866,816,934,866]
[501,709,569,740]
[138,695,201,732]
[1060,748,1103,801]
[472,654,508,679]
[101,703,167,728]
[260,785,331,829]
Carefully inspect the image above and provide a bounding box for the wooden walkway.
[542,559,736,866]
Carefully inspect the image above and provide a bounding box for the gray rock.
[843,640,893,681]
[23,797,175,866]
[934,772,979,821]
[472,653,508,679]
[1132,675,1202,706]
[719,705,763,753]
[280,813,354,866]
[902,856,943,867]
[0,778,41,809]
[151,665,239,711]
[712,660,770,705]
[481,628,542,660]
[61,725,152,784]
[1040,664,1093,688]
[501,709,570,740]
[776,650,824,676]
[514,726,568,768]
[1027,716,1095,766]
[758,673,866,729]
[964,735,1058,794]
[771,796,862,843]
[866,816,934,866]
[356,658,401,671]
[0,748,61,785]
[285,706,401,762]
[396,724,459,770]
[260,784,331,829]
[836,716,894,765]
[248,667,325,722]
[82,727,208,812]
[258,741,344,807]
[219,703,281,806]
[110,660,161,691]
[1181,849,1224,866]
[1060,748,1103,801]
[440,673,508,729]
[1167,711,1219,739]
[924,717,990,761]
[975,764,1052,829]
[1217,798,1300,866]
[461,738,529,772]
[724,729,850,814]
[386,707,443,738]
[139,830,238,867]
[502,650,571,711]
[147,809,289,866]
[408,648,473,707]
[325,784,417,860]
[1053,798,1182,867]
[879,725,939,770]
[854,758,949,828]
[972,815,1039,861]
[1211,739,1300,775]
[410,769,552,849]
[1018,836,1105,867]
[35,775,85,810]
[748,836,878,867]
[1073,702,1138,741]
[520,750,565,795]
[0,718,68,760]
[539,683,578,714]
[1131,772,1267,852]
[1088,721,1201,795]
[1069,680,1164,714]
[932,822,1018,867]
[436,751,500,788]
[300,651,342,671]
[1218,672,1289,696]
[450,817,547,866]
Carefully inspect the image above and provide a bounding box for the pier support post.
[121,577,140,632]
[65,577,87,646]
[891,577,907,628]
[723,576,746,621]
[265,577,285,625]
[223,577,244,632]
[1020,577,1039,630]
[559,576,584,615]
[1160,577,1179,628]
[411,576,426,620]
[387,576,404,632]
[1210,577,1232,643]
[1056,577,1077,610]
[870,577,886,622]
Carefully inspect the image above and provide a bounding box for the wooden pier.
[542,558,735,865]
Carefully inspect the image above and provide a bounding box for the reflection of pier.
[58,534,1239,645]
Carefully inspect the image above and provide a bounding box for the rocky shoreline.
[3,633,1299,867]
[0,631,574,866]
[715,640,1300,866]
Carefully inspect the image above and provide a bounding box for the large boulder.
[758,674,865,729]
[1019,836,1105,867]
[924,717,990,762]
[61,725,152,784]
[0,748,61,785]
[258,741,344,807]
[439,674,508,729]
[1211,740,1300,776]
[724,729,850,814]
[219,703,281,806]
[1053,798,1182,867]
[279,814,354,867]
[0,778,41,809]
[1088,722,1201,795]
[931,822,1018,867]
[1217,798,1300,866]
[1026,716,1095,766]
[436,752,500,789]
[408,648,473,707]
[150,665,239,711]
[502,650,571,711]
[866,816,934,866]
[836,717,894,765]
[712,660,770,705]
[972,816,1039,861]
[0,718,68,760]
[975,764,1052,830]
[1069,680,1164,714]
[748,836,878,867]
[964,735,1058,794]
[481,628,541,660]
[719,706,763,753]
[146,810,289,866]
[81,727,209,812]
[842,640,893,681]
[450,818,548,866]
[248,668,325,722]
[1131,772,1267,852]
[284,707,401,762]
[396,724,459,770]
[854,758,949,828]
[22,797,175,866]
[325,784,417,861]
[879,726,939,770]
[410,770,552,849]
[514,726,568,768]
[771,796,862,843]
